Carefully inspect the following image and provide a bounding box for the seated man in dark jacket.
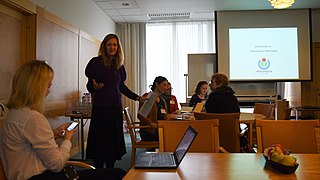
[205,73,240,113]
[205,73,253,152]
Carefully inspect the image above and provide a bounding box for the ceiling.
[93,0,320,23]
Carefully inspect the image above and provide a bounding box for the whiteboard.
[187,53,216,96]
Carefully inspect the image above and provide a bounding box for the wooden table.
[124,153,320,180]
[293,106,320,119]
[65,113,91,160]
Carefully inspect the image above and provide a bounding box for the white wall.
[31,0,115,40]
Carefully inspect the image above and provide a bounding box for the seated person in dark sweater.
[205,73,240,113]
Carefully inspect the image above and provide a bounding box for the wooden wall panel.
[36,7,79,112]
[0,2,26,102]
[79,31,100,98]
[35,7,82,153]
[315,43,320,107]
[1,2,100,156]
[302,42,320,105]
[301,42,320,118]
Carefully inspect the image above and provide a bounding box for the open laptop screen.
[173,126,198,165]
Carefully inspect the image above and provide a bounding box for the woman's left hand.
[53,122,72,139]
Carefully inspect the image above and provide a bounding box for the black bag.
[63,165,79,180]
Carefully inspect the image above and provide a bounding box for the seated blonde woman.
[0,60,126,180]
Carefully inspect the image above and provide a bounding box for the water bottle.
[81,93,91,115]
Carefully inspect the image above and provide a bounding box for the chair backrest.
[256,119,320,153]
[158,119,220,153]
[123,107,139,145]
[194,112,241,152]
[253,103,275,119]
[280,107,292,120]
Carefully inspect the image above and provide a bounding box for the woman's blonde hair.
[99,34,124,69]
[7,60,54,113]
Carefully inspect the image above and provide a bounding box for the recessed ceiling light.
[122,3,129,6]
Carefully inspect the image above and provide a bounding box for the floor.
[71,133,143,172]
[71,112,256,171]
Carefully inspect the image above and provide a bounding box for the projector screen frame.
[215,9,313,82]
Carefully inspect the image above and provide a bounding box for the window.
[146,21,215,103]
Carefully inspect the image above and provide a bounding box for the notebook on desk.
[134,125,198,168]
[193,103,204,113]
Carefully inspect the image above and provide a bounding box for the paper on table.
[138,91,158,118]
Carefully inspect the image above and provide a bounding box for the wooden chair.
[281,107,292,120]
[123,107,159,168]
[193,112,243,152]
[253,103,275,119]
[0,157,94,180]
[256,119,320,153]
[158,119,221,153]
[66,161,95,169]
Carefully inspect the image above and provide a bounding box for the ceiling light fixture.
[268,0,294,9]
[122,3,129,6]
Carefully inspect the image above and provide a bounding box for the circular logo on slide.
[258,58,270,70]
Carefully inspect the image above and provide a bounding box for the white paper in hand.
[138,91,158,118]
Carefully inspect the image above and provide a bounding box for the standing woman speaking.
[85,34,143,168]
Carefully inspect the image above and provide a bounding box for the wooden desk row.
[124,153,320,179]
[166,112,265,147]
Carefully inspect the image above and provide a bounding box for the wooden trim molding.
[80,30,101,45]
[1,0,36,14]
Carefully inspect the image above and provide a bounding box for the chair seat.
[135,140,159,147]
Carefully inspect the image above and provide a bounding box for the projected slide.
[229,27,298,80]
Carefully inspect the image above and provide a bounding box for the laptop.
[134,126,198,168]
[180,106,193,113]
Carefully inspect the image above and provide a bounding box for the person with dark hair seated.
[189,81,209,107]
[138,76,169,141]
[161,82,179,113]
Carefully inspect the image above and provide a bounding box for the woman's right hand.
[64,128,77,141]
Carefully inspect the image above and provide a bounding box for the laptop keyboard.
[152,153,174,165]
